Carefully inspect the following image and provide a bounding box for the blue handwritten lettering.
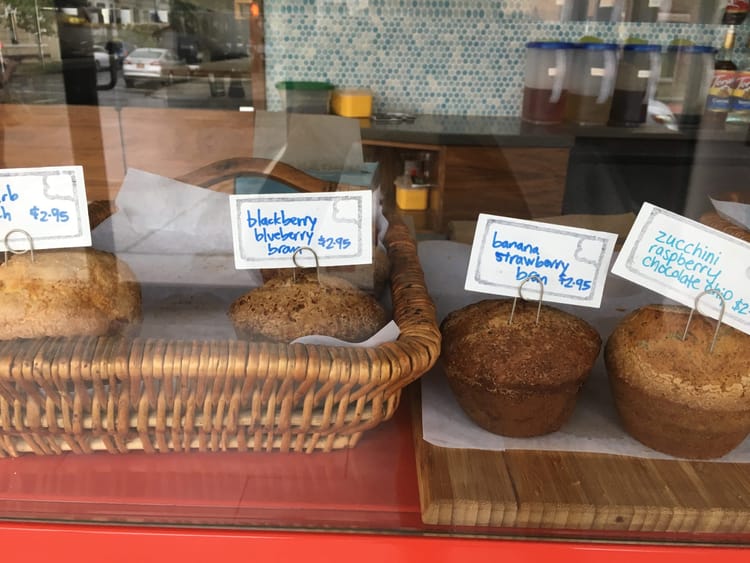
[645,244,717,277]
[733,299,749,316]
[515,267,548,285]
[558,273,592,292]
[317,236,352,251]
[654,229,721,266]
[0,184,18,204]
[492,232,539,255]
[703,277,734,302]
[495,251,570,277]
[641,255,702,290]
[246,208,318,232]
[29,206,70,223]
[645,231,733,299]
[267,243,301,255]
[246,208,319,257]
[0,205,11,221]
[253,225,314,246]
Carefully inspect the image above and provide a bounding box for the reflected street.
[0,66,253,110]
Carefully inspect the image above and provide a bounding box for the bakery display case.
[1,1,750,561]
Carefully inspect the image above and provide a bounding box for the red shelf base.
[3,521,750,563]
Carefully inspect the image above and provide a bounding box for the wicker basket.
[0,159,441,456]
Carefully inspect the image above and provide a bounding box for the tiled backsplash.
[264,0,743,116]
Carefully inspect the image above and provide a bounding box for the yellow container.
[332,88,373,118]
[395,177,430,211]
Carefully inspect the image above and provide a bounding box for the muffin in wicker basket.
[0,247,142,340]
[605,304,750,459]
[440,299,601,437]
[228,272,388,343]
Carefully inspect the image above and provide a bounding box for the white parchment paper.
[253,111,365,172]
[91,168,397,345]
[711,196,750,231]
[92,168,262,288]
[418,240,750,462]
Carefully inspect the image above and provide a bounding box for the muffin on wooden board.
[440,299,601,437]
[0,248,142,340]
[228,272,389,343]
[605,304,750,459]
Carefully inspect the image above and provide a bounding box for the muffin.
[228,272,389,343]
[605,304,750,459]
[0,248,142,340]
[440,299,601,437]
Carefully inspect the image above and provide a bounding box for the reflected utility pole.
[34,0,45,68]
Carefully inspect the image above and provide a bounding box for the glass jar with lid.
[521,41,574,124]
[609,43,662,126]
[656,44,715,126]
[564,42,619,125]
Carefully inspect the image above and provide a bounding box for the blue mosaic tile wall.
[264,0,746,116]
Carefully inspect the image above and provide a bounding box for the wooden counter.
[0,104,254,201]
[7,104,742,234]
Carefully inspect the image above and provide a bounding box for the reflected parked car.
[122,48,190,87]
[93,44,112,71]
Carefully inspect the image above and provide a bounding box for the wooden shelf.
[410,384,750,540]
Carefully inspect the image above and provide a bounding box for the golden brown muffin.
[440,299,601,437]
[605,304,750,459]
[228,272,389,343]
[0,248,142,340]
[700,211,750,243]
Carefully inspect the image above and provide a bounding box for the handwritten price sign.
[229,191,372,269]
[0,166,90,251]
[612,203,750,335]
[465,214,618,308]
[29,206,71,223]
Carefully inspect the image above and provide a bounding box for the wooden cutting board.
[410,385,750,535]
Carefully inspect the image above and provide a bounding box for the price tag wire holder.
[509,274,545,326]
[291,246,322,285]
[2,228,35,265]
[682,289,727,354]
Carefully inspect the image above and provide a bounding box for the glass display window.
[0,1,749,561]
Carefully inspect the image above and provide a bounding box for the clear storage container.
[565,42,619,125]
[627,0,671,22]
[521,41,574,124]
[655,45,715,126]
[276,81,334,113]
[558,0,626,21]
[593,0,627,21]
[609,43,662,126]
